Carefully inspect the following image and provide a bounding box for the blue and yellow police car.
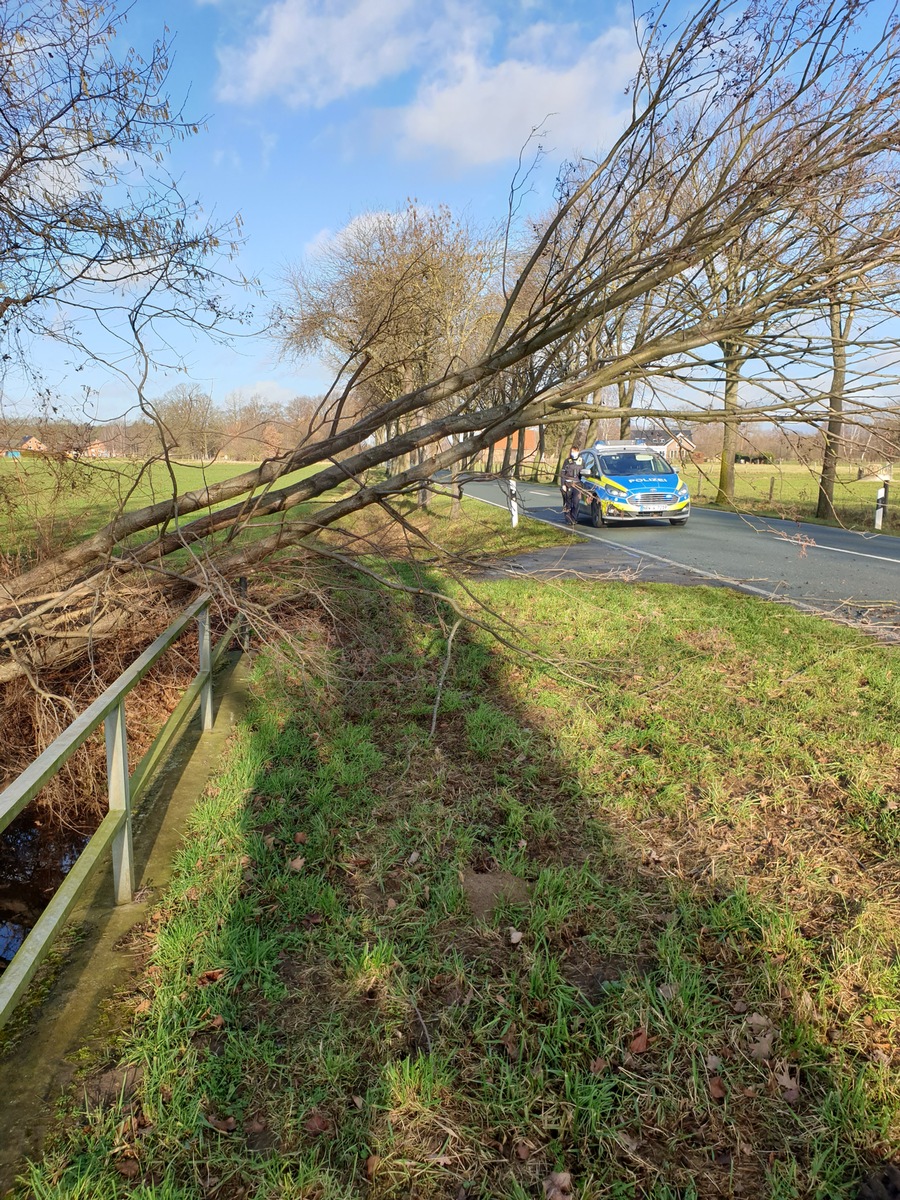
[575,442,691,527]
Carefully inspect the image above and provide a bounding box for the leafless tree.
[0,0,243,389]
[5,0,900,684]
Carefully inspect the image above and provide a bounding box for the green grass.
[682,460,898,532]
[0,457,321,563]
[0,458,570,574]
[17,568,900,1199]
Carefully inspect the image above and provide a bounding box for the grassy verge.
[681,461,898,534]
[18,568,900,1199]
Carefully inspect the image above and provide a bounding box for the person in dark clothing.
[560,447,581,524]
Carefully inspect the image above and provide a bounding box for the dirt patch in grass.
[460,867,529,920]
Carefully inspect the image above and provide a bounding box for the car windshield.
[599,452,673,476]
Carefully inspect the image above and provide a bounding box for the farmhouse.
[628,427,696,462]
[18,435,48,454]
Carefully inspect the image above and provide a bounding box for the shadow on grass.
[20,565,899,1200]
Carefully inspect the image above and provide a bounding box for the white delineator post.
[509,479,519,528]
[875,475,890,531]
[105,700,134,905]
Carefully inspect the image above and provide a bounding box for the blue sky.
[32,0,642,420]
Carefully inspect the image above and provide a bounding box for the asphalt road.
[464,477,900,618]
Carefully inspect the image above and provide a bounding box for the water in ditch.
[0,809,93,969]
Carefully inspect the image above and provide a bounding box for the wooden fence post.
[105,700,134,905]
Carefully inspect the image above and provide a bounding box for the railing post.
[197,604,213,732]
[239,576,250,652]
[105,700,134,905]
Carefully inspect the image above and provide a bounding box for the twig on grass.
[430,618,461,738]
[410,995,433,1056]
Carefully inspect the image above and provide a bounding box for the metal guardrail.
[0,593,243,1029]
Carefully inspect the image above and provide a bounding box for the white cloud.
[212,0,640,167]
[215,0,429,108]
[397,25,640,167]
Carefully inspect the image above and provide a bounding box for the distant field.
[0,457,318,562]
[682,460,898,532]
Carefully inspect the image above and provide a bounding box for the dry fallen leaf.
[114,1157,140,1179]
[263,834,276,850]
[543,1170,574,1199]
[134,998,151,1015]
[731,999,748,1014]
[774,1062,801,1105]
[351,1095,364,1110]
[500,1024,519,1060]
[746,1013,777,1061]
[589,1057,608,1074]
[508,927,524,945]
[209,1014,225,1030]
[365,1154,380,1179]
[796,990,816,1019]
[709,1075,727,1101]
[705,1053,722,1071]
[386,897,397,911]
[407,850,421,865]
[207,1114,237,1132]
[629,1028,649,1054]
[293,831,308,844]
[515,1141,531,1161]
[750,1032,775,1061]
[196,968,226,987]
[245,1118,266,1135]
[288,855,306,872]
[303,1112,332,1136]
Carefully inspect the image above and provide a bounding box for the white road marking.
[510,486,900,567]
[769,541,900,566]
[469,492,808,606]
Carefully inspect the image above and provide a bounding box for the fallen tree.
[5,0,900,685]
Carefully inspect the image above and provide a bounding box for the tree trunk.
[583,417,602,449]
[484,442,495,475]
[715,345,742,504]
[532,424,546,481]
[513,426,527,478]
[618,378,636,439]
[816,296,850,520]
[417,445,428,508]
[501,436,513,474]
[450,475,462,518]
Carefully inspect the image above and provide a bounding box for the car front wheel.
[590,499,604,527]
[669,516,689,526]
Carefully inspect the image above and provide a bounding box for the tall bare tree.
[5,0,900,683]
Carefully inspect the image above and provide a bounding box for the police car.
[576,441,691,526]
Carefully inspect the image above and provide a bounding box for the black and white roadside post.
[875,474,890,531]
[509,478,519,528]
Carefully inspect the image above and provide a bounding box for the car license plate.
[641,504,668,512]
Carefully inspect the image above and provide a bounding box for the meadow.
[0,456,315,569]
[681,460,897,532]
[20,549,900,1199]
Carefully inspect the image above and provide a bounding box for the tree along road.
[463,478,900,623]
